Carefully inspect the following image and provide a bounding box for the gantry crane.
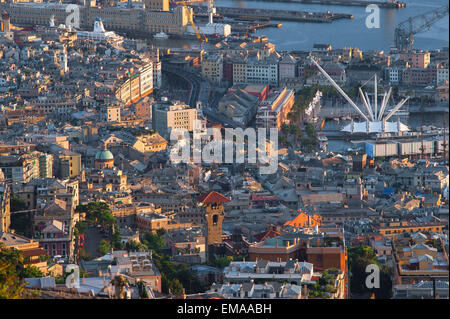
[174,0,216,44]
[394,4,449,52]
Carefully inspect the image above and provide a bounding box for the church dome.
[95,149,114,161]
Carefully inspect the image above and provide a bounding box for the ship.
[153,31,169,40]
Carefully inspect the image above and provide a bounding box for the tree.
[348,245,392,299]
[142,232,165,251]
[111,229,124,250]
[125,240,147,252]
[97,240,111,256]
[213,256,233,269]
[156,228,166,237]
[76,202,113,227]
[168,278,184,295]
[0,243,26,299]
[74,221,88,237]
[22,266,43,278]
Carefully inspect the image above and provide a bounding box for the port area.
[233,0,406,9]
[192,5,354,23]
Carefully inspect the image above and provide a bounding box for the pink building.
[38,220,72,258]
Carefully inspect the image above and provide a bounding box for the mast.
[374,74,378,120]
[309,57,370,122]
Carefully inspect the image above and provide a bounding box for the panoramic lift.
[309,56,410,134]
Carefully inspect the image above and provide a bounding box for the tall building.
[0,154,39,183]
[2,2,190,35]
[147,49,162,88]
[197,192,230,262]
[256,88,295,130]
[152,100,197,139]
[144,0,169,11]
[1,10,10,32]
[202,54,223,85]
[49,146,82,179]
[0,182,10,233]
[106,105,121,123]
[38,154,53,178]
[400,50,431,69]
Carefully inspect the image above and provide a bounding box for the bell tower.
[197,192,230,261]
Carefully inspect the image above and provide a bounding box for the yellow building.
[3,2,191,36]
[106,105,121,123]
[202,54,223,85]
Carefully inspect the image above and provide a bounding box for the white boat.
[153,32,169,39]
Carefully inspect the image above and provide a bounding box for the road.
[162,64,244,128]
[84,226,105,259]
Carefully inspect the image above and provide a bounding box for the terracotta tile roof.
[196,191,230,203]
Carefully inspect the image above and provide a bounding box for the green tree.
[0,243,26,299]
[142,232,165,251]
[97,240,111,256]
[111,228,123,250]
[348,245,392,299]
[22,266,43,279]
[212,256,233,269]
[125,240,147,252]
[156,228,166,237]
[168,278,184,295]
[76,202,112,227]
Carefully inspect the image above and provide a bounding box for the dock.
[237,0,406,9]
[193,6,354,23]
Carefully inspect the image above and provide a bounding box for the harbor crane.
[394,4,449,52]
[173,0,217,44]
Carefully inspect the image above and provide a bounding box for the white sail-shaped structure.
[309,57,410,134]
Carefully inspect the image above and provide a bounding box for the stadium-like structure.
[309,57,410,134]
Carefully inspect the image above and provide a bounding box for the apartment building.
[400,50,431,69]
[233,53,279,87]
[256,88,295,130]
[152,100,197,139]
[437,62,449,86]
[0,154,39,183]
[403,67,437,87]
[202,54,223,85]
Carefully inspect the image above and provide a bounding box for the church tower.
[197,192,230,261]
